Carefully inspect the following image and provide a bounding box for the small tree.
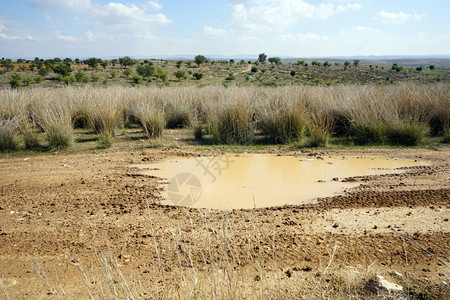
[100,61,108,69]
[251,66,258,73]
[53,63,72,76]
[258,53,267,63]
[344,61,351,67]
[353,59,360,67]
[176,61,183,68]
[429,65,435,70]
[119,56,136,68]
[194,55,207,67]
[290,70,296,77]
[268,57,282,65]
[136,64,155,78]
[86,57,99,69]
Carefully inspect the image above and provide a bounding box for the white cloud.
[374,11,426,24]
[280,32,330,42]
[146,0,163,11]
[90,2,171,29]
[33,0,171,37]
[56,31,80,42]
[55,30,112,42]
[0,24,33,40]
[227,0,361,32]
[204,26,229,38]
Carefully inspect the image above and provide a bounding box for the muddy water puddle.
[137,154,422,209]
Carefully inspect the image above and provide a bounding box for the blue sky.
[1,0,449,59]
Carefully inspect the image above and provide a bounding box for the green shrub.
[387,122,427,146]
[91,74,100,82]
[132,74,143,84]
[75,71,89,83]
[193,72,203,80]
[34,75,43,84]
[9,74,22,89]
[352,123,387,145]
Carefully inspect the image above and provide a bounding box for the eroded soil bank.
[0,148,449,299]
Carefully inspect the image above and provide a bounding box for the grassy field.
[0,83,448,156]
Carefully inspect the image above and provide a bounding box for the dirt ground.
[0,147,449,299]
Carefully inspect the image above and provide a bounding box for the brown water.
[137,154,422,209]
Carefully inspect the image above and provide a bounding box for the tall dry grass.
[0,118,19,150]
[25,89,73,149]
[0,83,448,149]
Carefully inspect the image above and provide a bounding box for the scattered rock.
[388,271,403,278]
[367,275,403,295]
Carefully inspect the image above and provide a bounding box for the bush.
[9,74,22,89]
[132,74,143,84]
[75,71,89,83]
[352,123,387,145]
[174,70,187,80]
[136,64,155,78]
[251,66,258,73]
[387,122,427,146]
[193,72,203,80]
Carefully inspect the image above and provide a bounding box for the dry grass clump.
[27,89,73,150]
[131,100,165,139]
[207,95,256,145]
[0,117,19,150]
[83,87,124,148]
